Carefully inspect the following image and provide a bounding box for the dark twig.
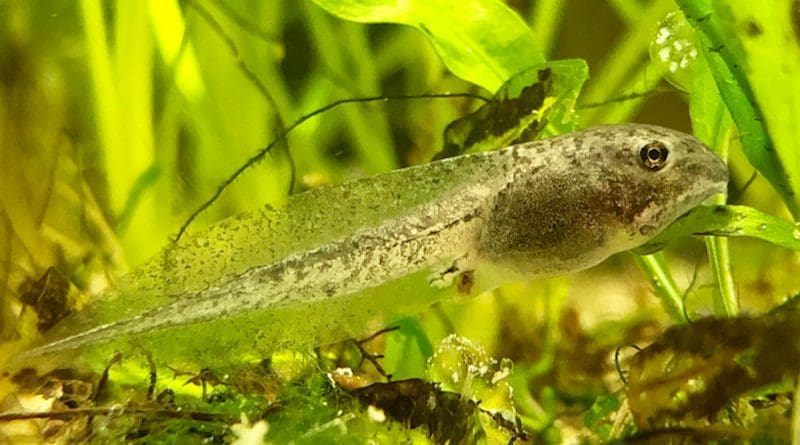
[577,87,675,109]
[357,326,400,345]
[0,407,229,423]
[681,260,702,323]
[614,343,642,386]
[184,0,295,194]
[353,326,401,380]
[173,92,490,243]
[145,351,157,400]
[92,352,123,402]
[204,0,280,44]
[729,171,758,204]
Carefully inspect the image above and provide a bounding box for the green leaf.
[635,205,800,255]
[435,59,588,159]
[674,0,800,219]
[712,0,800,218]
[383,317,434,380]
[583,394,622,441]
[310,0,544,92]
[684,31,739,317]
[686,36,733,149]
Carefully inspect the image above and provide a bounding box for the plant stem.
[635,252,688,324]
[705,118,738,316]
[529,0,564,58]
[527,277,568,377]
[706,235,737,316]
[606,0,644,25]
[303,3,397,172]
[582,0,673,125]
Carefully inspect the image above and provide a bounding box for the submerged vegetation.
[1,0,800,443]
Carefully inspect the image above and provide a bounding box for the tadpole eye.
[639,141,669,171]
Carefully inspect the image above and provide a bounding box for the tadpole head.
[479,123,728,278]
[587,124,729,247]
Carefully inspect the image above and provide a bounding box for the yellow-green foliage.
[2,0,800,443]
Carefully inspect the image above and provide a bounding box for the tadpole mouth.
[707,154,730,194]
[674,131,729,196]
[681,149,729,203]
[701,194,720,206]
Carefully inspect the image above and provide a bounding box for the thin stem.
[597,64,666,124]
[0,407,229,423]
[527,277,568,377]
[173,93,489,242]
[303,3,395,173]
[529,0,565,57]
[705,118,738,316]
[606,0,644,26]
[582,0,673,125]
[706,236,737,316]
[635,252,689,324]
[80,0,123,212]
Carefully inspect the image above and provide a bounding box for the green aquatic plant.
[2,0,800,443]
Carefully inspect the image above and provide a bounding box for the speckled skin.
[16,124,728,368]
[480,124,728,278]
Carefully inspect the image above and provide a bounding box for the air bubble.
[108,404,125,417]
[669,61,679,73]
[655,27,671,45]
[650,11,699,90]
[757,223,767,231]
[793,222,800,240]
[426,334,516,416]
